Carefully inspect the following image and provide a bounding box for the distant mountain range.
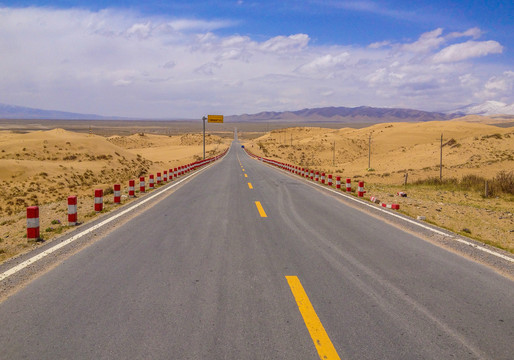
[226,106,459,123]
[2,101,514,122]
[0,103,122,120]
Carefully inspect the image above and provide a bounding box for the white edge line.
[0,154,227,282]
[247,153,514,264]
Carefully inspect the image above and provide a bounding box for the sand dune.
[247,121,513,182]
[244,121,513,252]
[0,129,230,262]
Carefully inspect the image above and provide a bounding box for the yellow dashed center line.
[245,174,248,178]
[248,182,253,189]
[255,201,267,217]
[286,276,341,360]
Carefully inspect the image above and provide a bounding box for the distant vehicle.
[241,145,245,148]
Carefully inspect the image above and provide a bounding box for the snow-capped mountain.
[450,101,514,116]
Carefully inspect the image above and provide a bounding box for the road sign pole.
[202,116,206,160]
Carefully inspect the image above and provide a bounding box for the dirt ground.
[0,128,230,263]
[242,118,514,253]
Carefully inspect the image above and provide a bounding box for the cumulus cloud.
[433,40,503,63]
[0,6,511,117]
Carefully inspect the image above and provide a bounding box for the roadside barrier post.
[27,206,40,241]
[94,189,103,212]
[315,171,320,182]
[169,169,173,180]
[310,170,314,180]
[321,172,326,184]
[113,184,121,204]
[358,181,365,197]
[174,168,178,178]
[163,171,168,182]
[149,174,155,189]
[140,176,145,193]
[346,178,352,192]
[128,180,135,197]
[157,172,162,185]
[336,176,341,189]
[68,196,77,226]
[328,174,333,186]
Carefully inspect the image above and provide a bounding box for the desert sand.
[243,121,514,252]
[0,129,230,262]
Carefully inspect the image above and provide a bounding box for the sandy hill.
[0,129,151,213]
[0,129,229,217]
[450,114,514,125]
[246,121,513,183]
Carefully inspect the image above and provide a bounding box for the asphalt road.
[0,139,513,359]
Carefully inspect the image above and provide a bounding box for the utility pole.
[333,141,336,166]
[202,116,207,160]
[368,133,372,169]
[440,133,443,181]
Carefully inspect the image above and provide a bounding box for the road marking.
[248,182,253,189]
[250,155,514,264]
[255,201,267,217]
[0,155,227,283]
[242,169,245,171]
[244,174,248,178]
[286,276,341,360]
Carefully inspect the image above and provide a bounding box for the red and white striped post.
[302,168,306,177]
[149,174,155,189]
[315,171,320,182]
[346,178,352,192]
[321,172,326,184]
[358,181,365,197]
[140,176,145,193]
[174,168,178,178]
[27,206,40,241]
[113,184,121,204]
[169,169,173,181]
[310,170,314,180]
[94,189,103,212]
[163,170,168,182]
[68,196,77,226]
[336,176,341,189]
[156,172,162,185]
[328,174,333,186]
[128,179,135,197]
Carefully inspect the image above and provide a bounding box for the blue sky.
[0,0,513,117]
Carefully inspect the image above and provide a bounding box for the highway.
[0,137,513,359]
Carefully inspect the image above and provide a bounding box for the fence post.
[68,196,77,226]
[113,184,121,204]
[27,206,40,241]
[140,176,145,193]
[94,189,103,212]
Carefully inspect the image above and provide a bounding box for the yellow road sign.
[208,115,224,123]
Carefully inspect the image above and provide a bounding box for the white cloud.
[296,52,350,74]
[0,7,511,117]
[259,34,309,53]
[402,28,445,53]
[368,41,391,49]
[433,40,503,63]
[447,27,482,40]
